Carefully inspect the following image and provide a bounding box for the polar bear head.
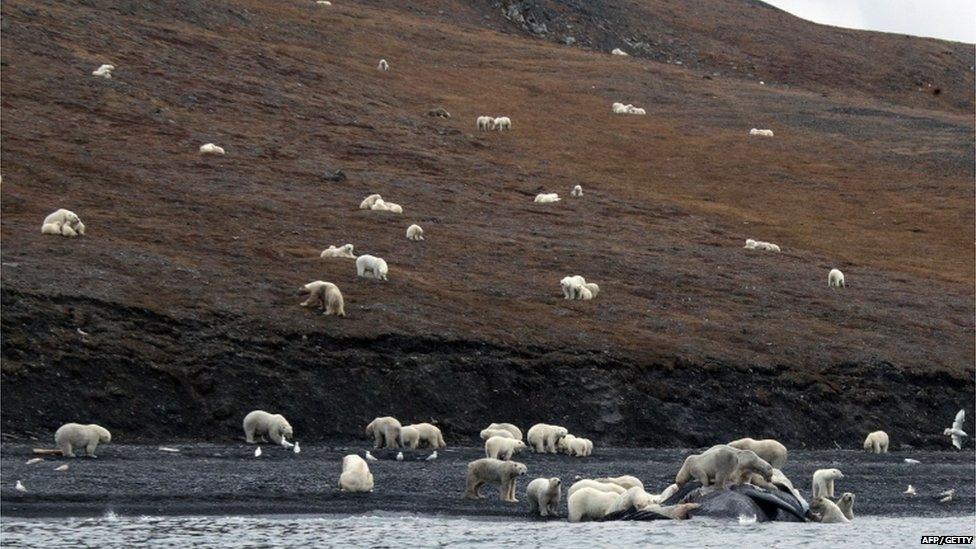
[510,462,528,476]
[737,449,773,480]
[91,425,112,443]
[275,415,293,438]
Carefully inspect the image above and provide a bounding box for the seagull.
[904,485,916,497]
[254,447,262,458]
[936,489,954,503]
[25,458,43,465]
[396,452,404,461]
[15,481,26,493]
[425,451,438,461]
[904,458,920,465]
[365,451,377,461]
[293,442,301,454]
[55,464,69,471]
[280,439,294,449]
[943,409,968,450]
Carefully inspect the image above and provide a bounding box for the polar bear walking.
[299,281,345,317]
[54,423,111,457]
[828,268,846,288]
[492,117,511,131]
[356,255,388,280]
[863,431,889,453]
[477,116,493,131]
[526,423,568,453]
[366,416,402,449]
[406,224,424,241]
[464,458,527,502]
[41,209,85,237]
[243,410,294,445]
[526,477,562,517]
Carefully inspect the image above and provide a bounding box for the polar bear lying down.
[41,209,85,237]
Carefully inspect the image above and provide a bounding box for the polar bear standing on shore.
[54,423,111,457]
[299,281,345,317]
[526,423,568,453]
[464,458,527,502]
[41,209,85,237]
[407,422,446,449]
[356,255,388,280]
[366,416,402,449]
[675,445,773,488]
[728,438,788,468]
[485,423,522,440]
[485,436,526,460]
[863,431,889,454]
[526,477,562,517]
[812,468,844,499]
[339,454,374,492]
[243,410,293,445]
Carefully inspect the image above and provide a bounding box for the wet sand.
[1,444,972,519]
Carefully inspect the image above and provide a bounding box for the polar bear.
[339,454,374,492]
[485,436,526,460]
[243,410,293,445]
[568,487,619,522]
[407,422,445,449]
[607,486,655,514]
[836,492,855,520]
[571,184,583,197]
[485,423,522,440]
[578,286,594,300]
[560,275,586,300]
[464,458,527,502]
[812,468,844,499]
[526,423,568,453]
[371,199,403,213]
[593,475,644,491]
[199,143,225,155]
[299,281,345,317]
[811,496,849,523]
[377,59,389,71]
[567,479,627,498]
[320,244,356,259]
[41,209,85,238]
[675,445,773,488]
[568,437,593,456]
[366,416,401,449]
[477,116,493,131]
[828,268,846,288]
[406,224,424,241]
[583,283,600,299]
[92,64,114,78]
[356,255,388,280]
[480,428,515,440]
[360,194,383,209]
[610,48,628,56]
[557,434,577,454]
[492,117,511,131]
[534,193,560,204]
[863,431,889,454]
[526,477,561,517]
[54,423,111,457]
[728,438,788,468]
[399,425,420,449]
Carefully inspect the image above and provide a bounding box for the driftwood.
[32,448,63,456]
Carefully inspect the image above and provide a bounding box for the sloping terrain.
[1,0,973,446]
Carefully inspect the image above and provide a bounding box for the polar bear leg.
[58,441,75,458]
[85,441,99,457]
[268,430,283,445]
[827,480,835,498]
[373,431,384,449]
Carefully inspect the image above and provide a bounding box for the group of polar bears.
[611,102,646,115]
[365,416,446,450]
[560,275,600,301]
[478,422,593,459]
[743,239,847,288]
[476,116,511,131]
[40,209,86,238]
[533,185,583,204]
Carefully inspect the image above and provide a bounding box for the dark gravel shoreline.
[1,444,972,519]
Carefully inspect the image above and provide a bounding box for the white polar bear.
[568,487,620,522]
[571,184,583,197]
[811,496,849,523]
[557,433,577,454]
[612,102,631,114]
[828,268,846,288]
[526,423,568,453]
[610,48,628,56]
[526,477,561,517]
[477,116,493,131]
[728,438,788,469]
[480,428,515,440]
[560,275,587,300]
[243,410,293,445]
[400,425,420,448]
[92,64,114,78]
[370,199,403,213]
[299,281,345,317]
[320,244,356,259]
[54,423,111,457]
[492,117,511,131]
[578,286,594,301]
[565,436,593,456]
[606,486,655,514]
[464,458,527,502]
[366,416,401,449]
[41,209,85,238]
[675,444,773,488]
[339,454,374,492]
[485,436,526,460]
[812,468,844,499]
[749,128,774,137]
[534,193,560,204]
[592,476,644,491]
[626,106,646,115]
[377,59,389,71]
[485,423,522,440]
[406,224,424,241]
[863,431,889,454]
[567,479,627,498]
[406,422,446,449]
[583,283,600,299]
[360,194,383,209]
[199,143,225,155]
[356,255,388,280]
[837,492,855,520]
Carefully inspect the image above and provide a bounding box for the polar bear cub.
[863,431,889,454]
[339,454,374,492]
[560,275,586,299]
[299,281,345,317]
[749,128,775,137]
[812,468,844,499]
[54,423,111,457]
[199,143,225,155]
[828,268,846,288]
[41,209,85,237]
[526,423,568,453]
[406,224,424,241]
[534,193,560,204]
[356,255,388,280]
[320,244,356,259]
[464,458,527,502]
[243,410,294,445]
[92,64,115,78]
[526,477,562,517]
[366,416,401,449]
[485,436,526,460]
